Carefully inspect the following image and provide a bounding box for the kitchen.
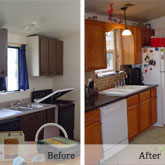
[0,0,80,159]
[85,0,165,164]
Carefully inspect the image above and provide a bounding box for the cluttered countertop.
[85,84,158,112]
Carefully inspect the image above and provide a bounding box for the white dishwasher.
[100,99,128,163]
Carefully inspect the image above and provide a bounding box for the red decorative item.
[108,3,114,21]
[145,69,148,74]
[150,68,152,71]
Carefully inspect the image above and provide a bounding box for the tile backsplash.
[85,71,126,91]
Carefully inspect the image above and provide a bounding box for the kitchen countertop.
[85,84,158,112]
[0,103,57,121]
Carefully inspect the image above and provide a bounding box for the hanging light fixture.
[121,6,132,36]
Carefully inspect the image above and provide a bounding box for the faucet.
[118,71,128,86]
[11,99,22,107]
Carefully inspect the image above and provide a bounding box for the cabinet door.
[127,105,140,140]
[134,26,142,64]
[85,121,102,144]
[151,97,157,124]
[20,111,46,141]
[0,29,7,77]
[48,38,56,76]
[121,26,135,65]
[56,40,63,75]
[46,108,55,123]
[85,21,107,71]
[40,37,49,76]
[140,99,151,132]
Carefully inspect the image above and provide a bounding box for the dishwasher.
[100,99,128,163]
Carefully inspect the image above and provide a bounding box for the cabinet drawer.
[85,109,100,126]
[140,90,150,102]
[127,95,139,107]
[151,88,157,97]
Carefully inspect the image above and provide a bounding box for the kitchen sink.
[6,104,47,112]
[100,85,148,96]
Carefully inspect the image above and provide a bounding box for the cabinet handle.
[41,71,45,74]
[1,70,5,75]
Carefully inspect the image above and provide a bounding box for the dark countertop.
[85,84,158,112]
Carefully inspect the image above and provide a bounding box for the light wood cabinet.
[0,29,7,77]
[127,87,157,140]
[85,20,107,72]
[27,36,63,76]
[121,26,142,65]
[127,105,140,140]
[85,108,102,144]
[140,99,151,132]
[85,108,102,165]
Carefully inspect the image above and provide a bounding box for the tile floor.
[130,126,165,144]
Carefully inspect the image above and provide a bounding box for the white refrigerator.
[142,47,165,127]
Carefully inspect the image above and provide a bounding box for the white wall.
[0,33,53,102]
[149,16,165,36]
[52,33,80,140]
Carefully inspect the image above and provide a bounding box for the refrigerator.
[142,47,165,127]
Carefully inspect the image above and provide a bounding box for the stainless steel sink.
[100,85,148,96]
[6,104,47,112]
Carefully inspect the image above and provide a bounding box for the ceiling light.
[121,6,132,36]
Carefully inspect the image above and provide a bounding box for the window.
[96,31,115,75]
[7,47,19,91]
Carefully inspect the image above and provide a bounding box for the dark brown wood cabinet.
[27,36,63,76]
[141,27,155,46]
[40,37,49,76]
[20,109,55,141]
[0,29,7,77]
[85,20,107,72]
[56,40,63,75]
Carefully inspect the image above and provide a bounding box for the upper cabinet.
[141,27,155,46]
[121,26,142,65]
[27,36,63,76]
[0,29,7,77]
[85,20,107,72]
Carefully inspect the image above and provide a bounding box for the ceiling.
[0,0,80,39]
[85,0,165,22]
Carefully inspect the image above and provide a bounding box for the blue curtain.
[0,77,6,91]
[19,45,29,90]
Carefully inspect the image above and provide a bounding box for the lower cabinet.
[85,108,102,164]
[85,121,102,144]
[127,105,139,140]
[20,109,55,141]
[140,99,151,132]
[85,108,102,144]
[127,87,157,141]
[151,97,157,124]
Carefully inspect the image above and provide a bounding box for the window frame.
[7,46,20,92]
[95,31,116,75]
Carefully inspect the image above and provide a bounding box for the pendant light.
[121,6,132,36]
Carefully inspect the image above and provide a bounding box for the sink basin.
[6,104,47,112]
[100,85,148,96]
